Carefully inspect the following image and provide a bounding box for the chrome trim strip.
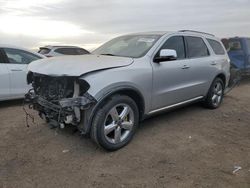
[148,96,204,114]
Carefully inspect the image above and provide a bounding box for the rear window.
[185,36,209,58]
[54,48,89,55]
[38,48,51,54]
[207,39,225,55]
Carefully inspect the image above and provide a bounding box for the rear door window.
[207,39,225,55]
[185,36,210,58]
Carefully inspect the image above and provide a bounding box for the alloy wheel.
[212,82,223,106]
[104,104,134,144]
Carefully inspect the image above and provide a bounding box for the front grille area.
[33,75,75,102]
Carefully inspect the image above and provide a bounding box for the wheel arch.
[84,86,146,135]
[95,86,145,119]
[216,73,226,87]
[204,72,227,99]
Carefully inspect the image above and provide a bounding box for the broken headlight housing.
[25,72,96,127]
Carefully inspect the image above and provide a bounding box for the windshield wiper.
[100,53,116,56]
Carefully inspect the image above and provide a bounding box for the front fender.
[78,65,152,134]
[79,65,152,112]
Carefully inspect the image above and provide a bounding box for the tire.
[203,77,225,109]
[91,95,139,151]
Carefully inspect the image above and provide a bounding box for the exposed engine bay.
[25,72,97,130]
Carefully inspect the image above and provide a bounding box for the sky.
[0,0,250,51]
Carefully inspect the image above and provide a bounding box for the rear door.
[3,48,42,98]
[183,36,214,97]
[0,49,10,100]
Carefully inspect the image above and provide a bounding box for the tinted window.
[75,48,89,55]
[55,48,72,55]
[185,36,209,58]
[55,48,89,55]
[207,39,225,55]
[0,49,7,63]
[38,48,51,54]
[160,36,185,59]
[228,39,242,51]
[4,48,41,64]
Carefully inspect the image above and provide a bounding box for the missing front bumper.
[24,90,97,128]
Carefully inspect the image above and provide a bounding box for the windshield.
[93,35,161,58]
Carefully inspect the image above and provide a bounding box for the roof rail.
[179,30,215,37]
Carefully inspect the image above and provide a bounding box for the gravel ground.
[0,80,250,188]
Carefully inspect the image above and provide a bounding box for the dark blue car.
[222,37,250,73]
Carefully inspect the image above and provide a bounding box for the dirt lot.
[0,80,250,188]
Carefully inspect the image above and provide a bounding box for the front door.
[2,48,42,98]
[0,49,10,100]
[151,36,192,110]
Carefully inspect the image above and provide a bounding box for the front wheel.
[203,77,225,109]
[91,95,139,151]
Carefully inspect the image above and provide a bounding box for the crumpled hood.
[28,54,134,76]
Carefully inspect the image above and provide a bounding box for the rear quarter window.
[207,39,226,55]
[185,36,209,58]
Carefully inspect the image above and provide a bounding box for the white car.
[0,45,45,101]
[38,46,90,57]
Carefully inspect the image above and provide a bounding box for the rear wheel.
[91,95,139,151]
[204,77,224,109]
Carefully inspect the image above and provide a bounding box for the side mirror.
[154,49,177,63]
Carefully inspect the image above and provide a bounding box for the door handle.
[11,69,22,71]
[211,61,217,65]
[182,65,190,69]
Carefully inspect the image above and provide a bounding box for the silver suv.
[26,30,230,150]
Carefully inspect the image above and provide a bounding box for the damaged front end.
[25,72,97,131]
